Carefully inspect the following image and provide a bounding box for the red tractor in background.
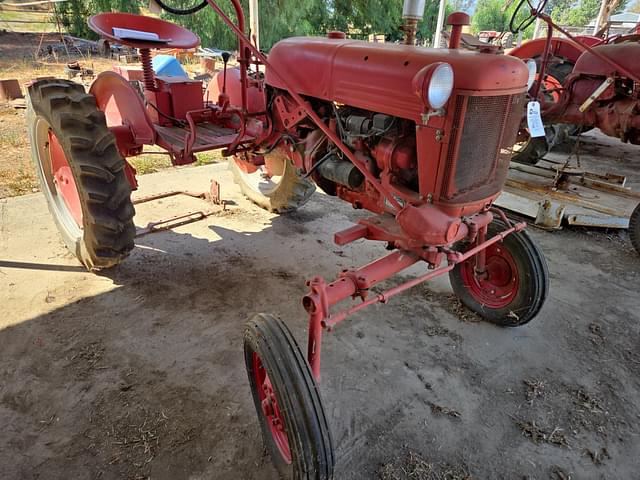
[508,0,640,166]
[507,0,640,253]
[26,1,548,477]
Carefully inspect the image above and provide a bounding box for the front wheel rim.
[34,117,83,236]
[460,242,519,308]
[252,351,292,464]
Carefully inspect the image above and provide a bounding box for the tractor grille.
[442,93,525,203]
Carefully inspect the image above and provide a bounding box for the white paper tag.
[526,101,546,138]
[113,27,161,42]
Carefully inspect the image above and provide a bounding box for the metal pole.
[593,0,607,35]
[248,0,259,50]
[433,0,447,47]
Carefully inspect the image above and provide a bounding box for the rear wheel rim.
[34,117,83,236]
[252,351,292,464]
[460,242,519,308]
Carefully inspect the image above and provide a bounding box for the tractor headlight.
[525,59,537,91]
[426,63,454,109]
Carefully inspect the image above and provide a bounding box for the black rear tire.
[629,202,640,255]
[244,313,334,480]
[27,79,135,270]
[449,220,549,326]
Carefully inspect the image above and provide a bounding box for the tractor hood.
[265,37,529,121]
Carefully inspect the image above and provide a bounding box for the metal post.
[433,0,447,48]
[248,0,259,50]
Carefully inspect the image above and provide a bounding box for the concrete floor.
[1,132,639,479]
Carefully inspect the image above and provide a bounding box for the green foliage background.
[55,0,145,39]
[53,0,468,49]
[471,0,630,35]
[53,0,631,49]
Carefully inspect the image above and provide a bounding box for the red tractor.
[508,0,640,166]
[26,1,548,477]
[507,0,640,253]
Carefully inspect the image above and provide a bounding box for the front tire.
[449,220,549,326]
[244,314,334,480]
[27,79,135,270]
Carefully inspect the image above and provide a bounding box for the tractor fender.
[89,71,155,152]
[509,36,601,63]
[204,66,266,114]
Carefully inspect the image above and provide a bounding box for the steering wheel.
[509,0,548,34]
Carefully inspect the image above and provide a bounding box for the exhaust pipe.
[402,0,426,45]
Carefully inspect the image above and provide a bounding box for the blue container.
[152,55,188,78]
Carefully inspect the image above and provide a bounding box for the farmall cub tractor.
[26,0,549,477]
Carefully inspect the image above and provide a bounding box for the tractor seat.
[88,12,200,50]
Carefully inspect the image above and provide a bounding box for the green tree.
[163,0,329,50]
[550,0,629,26]
[54,0,144,39]
[471,0,534,36]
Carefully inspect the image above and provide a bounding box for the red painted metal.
[509,36,600,65]
[251,352,292,463]
[265,38,528,122]
[573,43,640,79]
[334,224,369,246]
[447,12,470,49]
[90,71,155,155]
[155,77,204,120]
[88,12,200,50]
[461,241,519,308]
[48,130,82,226]
[205,67,266,115]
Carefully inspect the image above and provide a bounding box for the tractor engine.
[230,30,530,247]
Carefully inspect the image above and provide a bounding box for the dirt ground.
[0,129,639,479]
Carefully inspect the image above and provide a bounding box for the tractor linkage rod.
[204,0,403,212]
[302,220,527,381]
